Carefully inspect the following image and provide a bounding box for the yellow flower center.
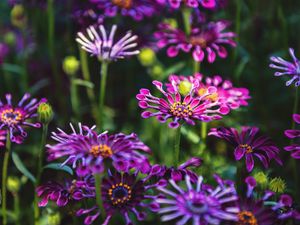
[237,211,258,225]
[111,0,133,9]
[198,88,219,102]
[108,182,132,205]
[239,144,253,154]
[89,144,113,158]
[1,108,23,125]
[170,102,193,118]
[190,36,207,48]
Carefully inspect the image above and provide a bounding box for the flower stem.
[14,193,21,225]
[34,124,48,225]
[98,61,109,130]
[71,78,80,119]
[199,122,207,154]
[233,0,241,63]
[2,133,11,225]
[94,173,106,219]
[181,8,191,35]
[174,126,182,167]
[193,61,200,74]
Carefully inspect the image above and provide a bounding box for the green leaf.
[162,62,186,79]
[43,163,74,175]
[12,152,36,183]
[181,126,200,144]
[1,63,24,75]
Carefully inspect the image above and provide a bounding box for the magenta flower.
[136,77,230,128]
[166,73,250,110]
[284,114,300,159]
[76,24,140,62]
[156,175,239,225]
[158,0,216,9]
[209,127,282,172]
[270,48,300,87]
[155,21,236,63]
[47,123,151,175]
[0,129,6,148]
[0,93,45,143]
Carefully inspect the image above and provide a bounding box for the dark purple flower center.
[239,144,253,153]
[111,0,133,9]
[170,102,193,118]
[89,144,113,158]
[184,191,219,214]
[0,108,23,125]
[108,182,132,205]
[237,211,257,225]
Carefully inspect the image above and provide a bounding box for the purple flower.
[136,77,230,128]
[163,0,216,9]
[209,127,282,172]
[284,114,300,159]
[0,93,45,143]
[77,171,162,225]
[0,129,6,148]
[47,123,151,175]
[89,0,159,21]
[155,20,236,63]
[156,175,239,224]
[76,24,140,62]
[270,48,300,87]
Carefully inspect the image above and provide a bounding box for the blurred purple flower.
[159,0,216,9]
[284,114,300,159]
[270,48,300,87]
[136,77,230,128]
[156,175,239,224]
[209,127,282,172]
[155,20,236,63]
[47,123,151,175]
[0,93,45,143]
[76,24,140,62]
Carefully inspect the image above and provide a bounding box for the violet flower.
[156,175,239,224]
[155,20,236,63]
[163,0,216,9]
[46,123,151,175]
[270,48,300,87]
[136,77,230,128]
[76,24,140,62]
[284,114,300,159]
[209,127,282,172]
[0,93,45,143]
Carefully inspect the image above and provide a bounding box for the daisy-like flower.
[0,130,6,148]
[208,127,282,172]
[163,0,216,9]
[269,48,300,87]
[89,0,159,21]
[0,93,45,143]
[156,175,239,225]
[77,171,162,225]
[155,20,236,63]
[46,123,151,175]
[76,24,140,62]
[166,73,250,110]
[136,77,230,128]
[284,114,300,159]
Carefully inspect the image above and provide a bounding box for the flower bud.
[178,81,192,96]
[63,56,80,76]
[138,48,156,66]
[269,177,286,194]
[253,171,268,189]
[7,176,21,193]
[11,4,27,29]
[38,102,54,124]
[151,65,163,78]
[47,212,61,225]
[4,32,16,46]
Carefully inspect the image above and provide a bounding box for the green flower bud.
[7,176,21,193]
[178,81,192,96]
[151,65,163,78]
[47,212,61,225]
[63,56,80,76]
[253,171,268,188]
[269,177,286,194]
[138,48,156,66]
[4,32,16,46]
[38,102,54,124]
[11,4,27,29]
[163,19,178,29]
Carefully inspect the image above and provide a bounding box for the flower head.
[0,93,45,143]
[284,114,300,158]
[47,123,151,175]
[156,175,239,225]
[76,24,140,62]
[155,20,236,63]
[209,127,282,172]
[136,77,230,128]
[270,48,300,87]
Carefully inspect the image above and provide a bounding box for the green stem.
[94,173,105,219]
[14,193,21,225]
[233,0,241,62]
[193,61,200,74]
[199,122,207,154]
[34,124,48,225]
[71,78,80,119]
[181,8,191,35]
[174,126,182,167]
[98,62,109,129]
[2,133,11,225]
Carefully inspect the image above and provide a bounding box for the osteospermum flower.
[136,78,230,128]
[163,0,216,9]
[156,175,239,224]
[155,21,236,63]
[284,114,300,158]
[166,73,250,110]
[89,0,159,21]
[270,48,300,87]
[76,24,140,62]
[0,93,45,143]
[209,127,282,172]
[47,123,151,175]
[77,171,162,225]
